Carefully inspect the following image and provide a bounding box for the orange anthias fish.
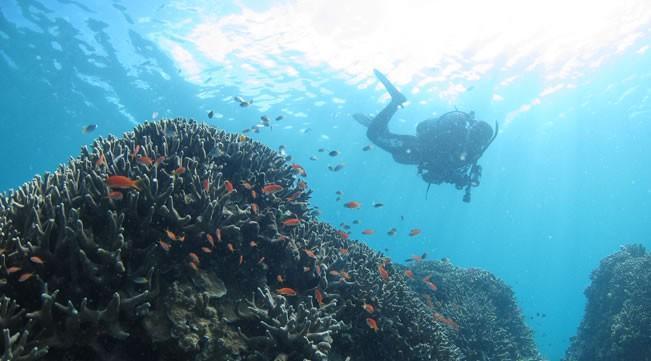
[291,163,307,176]
[282,218,301,226]
[404,270,415,279]
[202,179,210,192]
[107,191,124,200]
[261,183,284,194]
[29,256,45,265]
[362,303,375,313]
[366,317,379,332]
[361,229,375,235]
[137,156,153,166]
[408,228,422,236]
[433,312,460,331]
[424,280,438,292]
[338,231,349,239]
[158,240,171,251]
[344,201,361,209]
[303,249,317,258]
[18,273,33,282]
[315,288,324,306]
[276,287,297,296]
[378,264,389,281]
[224,180,234,193]
[174,166,186,175]
[106,175,141,191]
[251,203,259,215]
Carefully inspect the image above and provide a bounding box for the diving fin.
[353,113,373,127]
[373,69,407,105]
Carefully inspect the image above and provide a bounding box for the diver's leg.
[374,69,407,105]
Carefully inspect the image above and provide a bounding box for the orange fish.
[239,255,244,265]
[291,163,306,176]
[154,156,166,166]
[251,203,259,215]
[433,312,460,331]
[202,179,210,192]
[276,274,285,283]
[164,229,179,241]
[315,264,322,276]
[200,246,212,254]
[95,153,106,167]
[286,191,302,201]
[315,288,324,306]
[425,281,438,292]
[7,266,21,274]
[18,273,33,282]
[249,240,258,247]
[189,261,199,271]
[174,166,186,175]
[227,243,235,252]
[297,180,307,190]
[366,317,379,332]
[137,156,153,166]
[261,183,283,194]
[29,256,45,265]
[282,218,301,226]
[339,247,349,255]
[303,266,311,272]
[158,240,171,251]
[362,303,375,313]
[408,228,422,236]
[188,252,200,265]
[378,264,389,281]
[329,270,340,277]
[404,270,414,279]
[338,231,349,239]
[106,175,140,191]
[251,190,258,199]
[206,234,215,247]
[276,287,297,296]
[215,228,222,242]
[107,191,124,200]
[361,229,375,235]
[303,249,317,258]
[224,180,234,193]
[344,201,361,209]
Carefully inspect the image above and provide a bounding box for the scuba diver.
[353,69,498,202]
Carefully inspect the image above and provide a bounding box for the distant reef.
[564,244,651,361]
[1,119,540,361]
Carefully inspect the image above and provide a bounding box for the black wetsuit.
[359,70,497,202]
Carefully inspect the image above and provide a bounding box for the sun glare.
[153,0,651,119]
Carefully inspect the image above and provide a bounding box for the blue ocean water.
[1,1,650,360]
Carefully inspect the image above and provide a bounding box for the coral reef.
[400,259,543,361]
[0,119,540,361]
[564,244,651,361]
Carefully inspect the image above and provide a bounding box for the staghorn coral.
[1,119,540,361]
[402,259,543,361]
[564,244,651,361]
[239,287,345,361]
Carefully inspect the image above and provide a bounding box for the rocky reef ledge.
[1,119,540,361]
[564,244,651,361]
